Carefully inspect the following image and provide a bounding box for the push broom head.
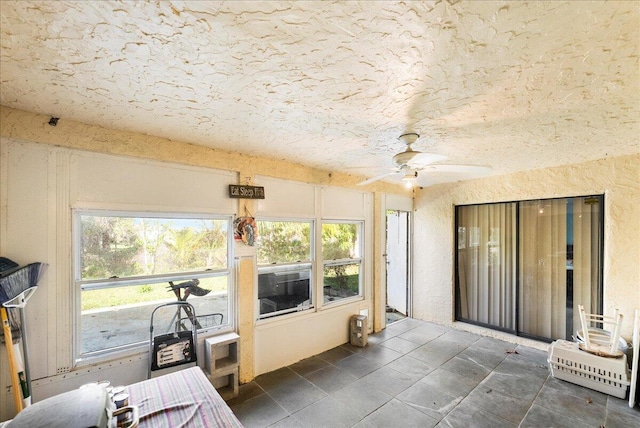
[0,257,18,272]
[0,262,48,306]
[0,259,48,333]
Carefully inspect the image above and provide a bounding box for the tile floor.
[228,318,639,427]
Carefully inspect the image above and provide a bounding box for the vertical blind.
[519,199,568,339]
[457,203,516,331]
[456,196,602,341]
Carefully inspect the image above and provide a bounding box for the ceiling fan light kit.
[357,132,492,187]
[401,170,418,188]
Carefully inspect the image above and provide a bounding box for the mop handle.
[3,287,38,400]
[1,307,23,413]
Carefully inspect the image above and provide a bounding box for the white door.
[386,210,409,315]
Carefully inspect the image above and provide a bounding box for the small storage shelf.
[204,332,240,399]
[209,367,239,400]
[214,356,237,371]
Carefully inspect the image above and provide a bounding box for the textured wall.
[413,154,640,340]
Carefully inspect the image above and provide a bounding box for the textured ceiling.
[1,1,639,186]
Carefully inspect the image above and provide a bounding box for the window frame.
[72,209,235,364]
[255,218,315,320]
[321,220,364,306]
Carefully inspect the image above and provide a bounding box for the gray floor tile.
[494,354,550,382]
[234,318,630,428]
[379,336,422,354]
[541,376,608,406]
[478,369,545,402]
[357,343,404,365]
[304,364,359,394]
[386,354,437,378]
[255,367,302,391]
[289,356,331,377]
[437,329,481,347]
[231,393,289,428]
[366,329,394,345]
[439,355,492,385]
[226,381,265,407]
[478,355,548,402]
[420,335,471,353]
[407,341,462,367]
[456,341,509,370]
[269,377,327,413]
[292,395,362,428]
[459,386,533,425]
[436,401,517,428]
[533,383,607,426]
[316,345,355,364]
[420,367,480,397]
[341,342,368,354]
[396,378,462,420]
[607,394,640,419]
[398,324,448,345]
[384,318,423,335]
[331,378,393,418]
[355,398,439,428]
[518,404,577,428]
[513,343,550,365]
[472,336,516,353]
[360,365,421,396]
[335,353,385,378]
[268,416,305,428]
[604,405,640,428]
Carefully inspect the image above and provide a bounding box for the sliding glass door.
[456,195,603,342]
[456,203,517,332]
[519,199,569,340]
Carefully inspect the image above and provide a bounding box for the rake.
[0,258,48,413]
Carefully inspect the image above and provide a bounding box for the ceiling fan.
[357,133,491,188]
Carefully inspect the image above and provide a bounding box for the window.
[322,222,363,304]
[455,195,603,342]
[256,220,313,318]
[75,211,233,358]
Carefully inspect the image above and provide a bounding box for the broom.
[0,259,48,413]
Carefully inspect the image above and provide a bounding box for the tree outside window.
[322,222,362,303]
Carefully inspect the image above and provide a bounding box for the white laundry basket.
[548,339,630,398]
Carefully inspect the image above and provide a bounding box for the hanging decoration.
[233,207,257,246]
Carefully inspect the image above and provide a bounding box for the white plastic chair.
[578,304,623,356]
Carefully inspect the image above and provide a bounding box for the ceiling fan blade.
[357,170,400,186]
[419,164,492,174]
[414,173,433,187]
[406,153,447,168]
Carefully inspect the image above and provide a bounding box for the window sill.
[256,306,315,325]
[255,296,365,329]
[321,294,364,309]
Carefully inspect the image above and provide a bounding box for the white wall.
[412,154,640,341]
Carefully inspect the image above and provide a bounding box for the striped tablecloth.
[125,367,243,427]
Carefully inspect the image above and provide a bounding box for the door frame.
[381,195,413,329]
[386,209,411,316]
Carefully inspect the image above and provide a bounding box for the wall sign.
[228,185,265,199]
